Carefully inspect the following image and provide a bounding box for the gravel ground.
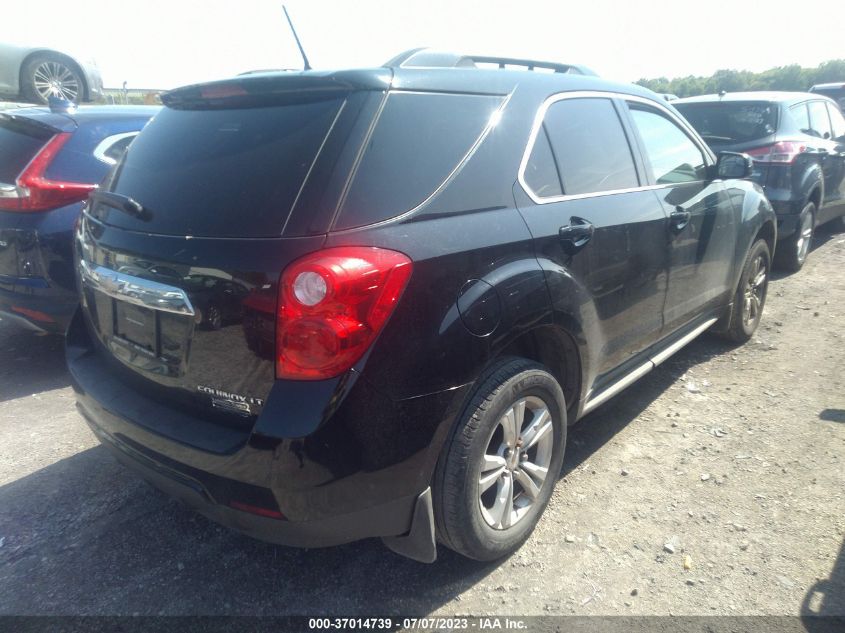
[0,227,843,618]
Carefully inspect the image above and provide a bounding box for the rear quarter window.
[334,92,504,230]
[0,116,54,183]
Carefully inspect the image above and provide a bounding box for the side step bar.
[581,318,717,415]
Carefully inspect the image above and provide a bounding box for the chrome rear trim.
[79,259,195,316]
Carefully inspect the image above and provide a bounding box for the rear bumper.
[0,278,77,333]
[81,405,418,547]
[67,311,464,549]
[0,205,79,333]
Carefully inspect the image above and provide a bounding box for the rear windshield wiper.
[90,191,151,221]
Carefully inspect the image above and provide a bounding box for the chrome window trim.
[92,132,139,165]
[79,259,195,316]
[517,91,715,205]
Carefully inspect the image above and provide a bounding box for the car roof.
[811,82,845,89]
[675,91,827,106]
[1,105,160,132]
[165,65,664,109]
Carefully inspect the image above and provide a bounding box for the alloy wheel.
[478,396,554,530]
[796,212,813,264]
[742,254,767,327]
[33,61,81,102]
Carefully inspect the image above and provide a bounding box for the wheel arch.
[494,323,583,422]
[19,50,89,101]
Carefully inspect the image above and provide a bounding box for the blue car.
[0,103,158,333]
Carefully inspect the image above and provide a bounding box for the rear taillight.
[276,246,413,380]
[745,141,806,164]
[0,133,95,212]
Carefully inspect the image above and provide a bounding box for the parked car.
[0,103,159,333]
[810,82,845,110]
[67,50,775,563]
[0,42,104,104]
[675,92,845,271]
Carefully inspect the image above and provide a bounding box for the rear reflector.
[229,500,286,520]
[745,141,806,164]
[0,132,96,212]
[276,246,413,380]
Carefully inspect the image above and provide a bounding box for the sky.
[5,0,844,90]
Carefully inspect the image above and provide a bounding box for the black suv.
[68,50,775,562]
[675,92,845,271]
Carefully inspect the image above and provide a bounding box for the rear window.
[103,97,343,237]
[0,116,54,184]
[334,92,503,230]
[675,102,778,144]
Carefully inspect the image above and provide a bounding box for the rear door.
[824,102,845,220]
[808,100,845,222]
[515,94,670,379]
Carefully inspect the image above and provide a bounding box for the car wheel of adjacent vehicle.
[22,54,85,104]
[775,202,815,272]
[433,358,566,561]
[205,305,223,330]
[721,239,770,344]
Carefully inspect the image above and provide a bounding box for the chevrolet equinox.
[67,49,776,562]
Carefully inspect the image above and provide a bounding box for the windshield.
[675,102,778,145]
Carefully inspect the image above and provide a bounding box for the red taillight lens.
[276,246,413,380]
[0,132,96,212]
[745,141,806,164]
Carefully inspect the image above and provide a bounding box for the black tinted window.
[629,105,706,184]
[542,98,638,195]
[675,102,778,144]
[523,125,563,198]
[336,92,503,230]
[0,116,53,183]
[105,98,343,237]
[808,101,832,139]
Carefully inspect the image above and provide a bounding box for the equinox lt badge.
[197,385,264,415]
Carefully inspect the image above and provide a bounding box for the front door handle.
[669,207,691,233]
[559,217,594,254]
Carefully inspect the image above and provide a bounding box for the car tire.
[774,202,815,273]
[720,239,770,344]
[433,358,566,561]
[21,54,85,105]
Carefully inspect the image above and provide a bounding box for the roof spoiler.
[384,48,597,76]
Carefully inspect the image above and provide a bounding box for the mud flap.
[382,487,437,563]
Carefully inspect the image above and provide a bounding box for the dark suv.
[675,92,845,271]
[68,50,775,562]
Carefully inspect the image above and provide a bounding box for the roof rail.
[384,48,597,76]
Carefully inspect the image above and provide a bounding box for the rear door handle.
[559,217,594,254]
[669,207,691,233]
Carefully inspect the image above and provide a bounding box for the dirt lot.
[0,227,843,619]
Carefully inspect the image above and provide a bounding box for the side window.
[523,124,563,198]
[629,105,707,184]
[540,97,639,195]
[808,101,833,139]
[93,132,138,165]
[790,103,811,135]
[826,103,845,139]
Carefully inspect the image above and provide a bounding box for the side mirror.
[716,151,753,180]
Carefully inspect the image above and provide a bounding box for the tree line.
[636,59,845,98]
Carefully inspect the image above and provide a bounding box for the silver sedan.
[0,42,103,104]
